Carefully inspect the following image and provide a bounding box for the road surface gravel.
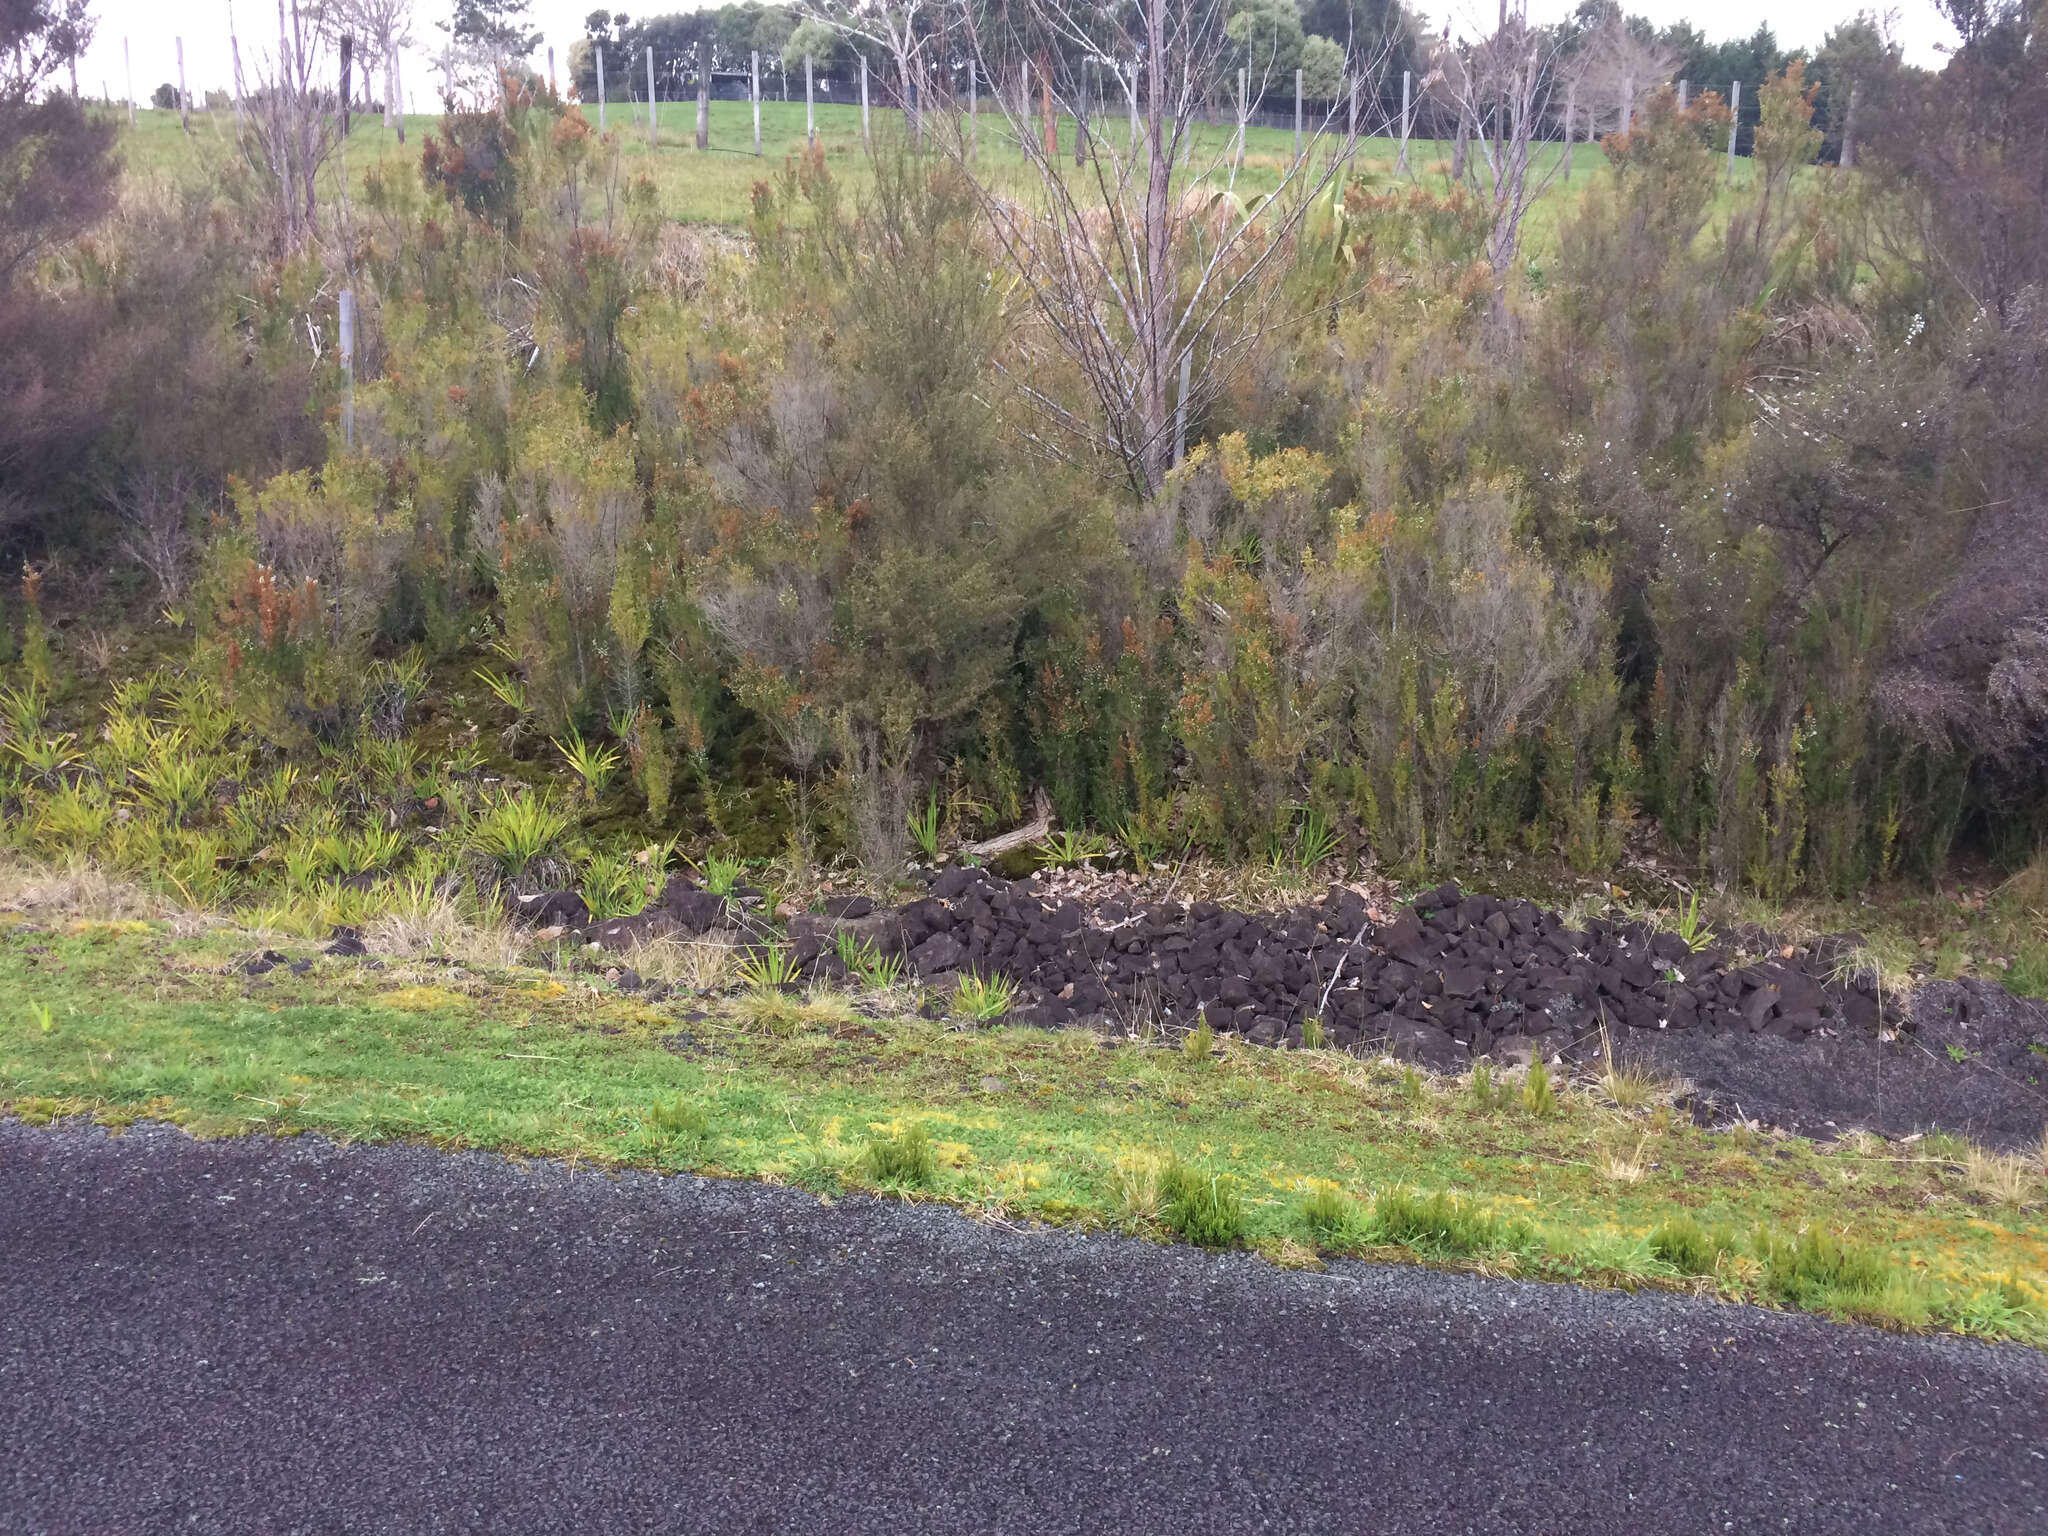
[2,1120,2044,1534]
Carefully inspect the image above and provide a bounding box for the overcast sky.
[70,0,1959,110]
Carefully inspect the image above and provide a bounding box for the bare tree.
[1564,11,1676,139]
[239,0,347,251]
[1433,3,1572,341]
[808,0,930,144]
[332,0,413,140]
[948,0,1393,497]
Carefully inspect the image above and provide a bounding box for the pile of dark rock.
[523,866,1901,1072]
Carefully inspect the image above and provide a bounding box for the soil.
[544,867,2048,1151]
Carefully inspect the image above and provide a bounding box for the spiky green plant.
[1159,1162,1246,1249]
[736,943,801,991]
[907,793,943,862]
[553,731,622,803]
[953,971,1017,1022]
[468,789,572,878]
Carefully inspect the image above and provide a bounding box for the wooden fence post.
[1398,70,1411,174]
[860,55,869,144]
[124,36,135,126]
[1293,68,1302,167]
[646,46,657,146]
[596,45,606,130]
[176,36,189,132]
[752,51,761,155]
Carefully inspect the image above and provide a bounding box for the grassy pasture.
[106,99,1753,235]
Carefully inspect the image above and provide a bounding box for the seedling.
[1469,1058,1502,1109]
[1523,1057,1556,1117]
[1398,1064,1426,1105]
[1299,1015,1324,1050]
[552,731,621,803]
[953,972,1017,1022]
[1294,806,1342,873]
[28,1001,56,1035]
[1672,891,1715,952]
[906,793,942,862]
[736,943,801,992]
[1037,829,1110,868]
[1182,1014,1215,1063]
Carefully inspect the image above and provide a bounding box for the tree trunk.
[1839,79,1859,170]
[1138,0,1172,494]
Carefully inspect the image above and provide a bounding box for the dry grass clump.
[362,887,530,971]
[1111,1151,1166,1229]
[1959,1144,2043,1209]
[0,855,169,923]
[1594,1136,1651,1185]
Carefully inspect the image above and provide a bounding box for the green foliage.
[1182,1015,1216,1064]
[1297,1181,1360,1246]
[1753,1225,1896,1307]
[864,1122,936,1187]
[952,971,1017,1022]
[647,1099,709,1143]
[906,793,942,863]
[1523,1058,1557,1117]
[469,789,573,878]
[1037,829,1111,869]
[736,943,801,992]
[835,930,905,989]
[1367,1188,1531,1258]
[1650,1216,1738,1277]
[1298,1015,1324,1050]
[553,731,622,803]
[1159,1161,1246,1249]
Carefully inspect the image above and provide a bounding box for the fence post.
[1620,75,1632,133]
[1727,79,1740,180]
[860,54,869,144]
[1293,69,1302,166]
[1075,56,1089,166]
[1563,79,1576,182]
[1677,78,1688,112]
[231,32,245,131]
[695,38,709,150]
[338,288,356,451]
[1398,70,1410,174]
[752,51,761,155]
[1840,79,1860,169]
[176,36,189,132]
[394,51,405,142]
[596,45,606,130]
[124,36,134,126]
[1018,61,1028,146]
[646,46,657,146]
[1128,56,1138,150]
[805,54,814,143]
[1233,67,1245,172]
[548,45,555,97]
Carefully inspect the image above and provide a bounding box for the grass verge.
[2,904,2044,1348]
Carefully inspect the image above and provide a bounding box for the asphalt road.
[2,1122,2044,1535]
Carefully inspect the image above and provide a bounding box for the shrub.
[1182,1015,1216,1063]
[468,789,572,880]
[1754,1226,1895,1306]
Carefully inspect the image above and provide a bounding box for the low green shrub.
[1298,1182,1361,1246]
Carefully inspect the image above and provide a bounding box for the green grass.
[102,99,1723,237]
[2,903,2044,1345]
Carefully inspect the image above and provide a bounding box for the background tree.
[333,0,415,139]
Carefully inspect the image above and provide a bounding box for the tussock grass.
[1367,1187,1532,1260]
[1158,1160,1245,1249]
[863,1123,936,1188]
